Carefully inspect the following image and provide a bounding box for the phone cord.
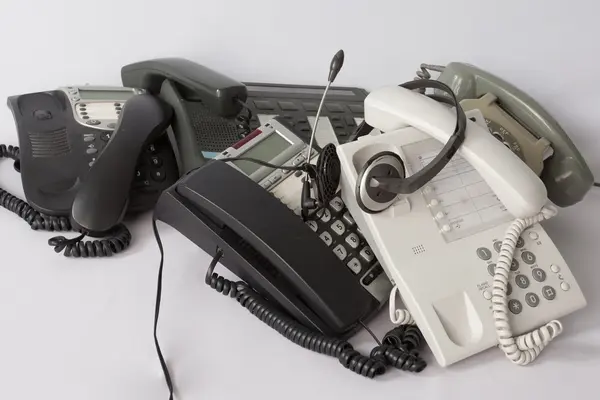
[493,205,563,365]
[1,144,132,258]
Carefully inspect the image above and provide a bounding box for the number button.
[330,220,346,236]
[342,212,355,227]
[329,197,344,213]
[508,299,522,314]
[476,247,492,261]
[487,263,496,277]
[320,209,332,223]
[510,259,519,271]
[305,220,318,232]
[521,251,536,265]
[150,156,163,167]
[360,247,375,263]
[515,274,530,289]
[345,233,360,249]
[516,237,525,248]
[507,283,513,296]
[532,268,546,282]
[346,257,362,274]
[525,292,540,308]
[542,286,557,300]
[493,241,502,253]
[319,231,333,247]
[333,244,348,261]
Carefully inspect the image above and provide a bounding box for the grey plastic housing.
[436,62,593,208]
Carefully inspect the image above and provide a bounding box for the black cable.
[1,143,132,258]
[370,325,427,373]
[204,250,387,378]
[224,156,305,171]
[359,320,382,346]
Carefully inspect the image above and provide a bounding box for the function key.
[525,292,540,308]
[348,104,364,113]
[550,264,561,273]
[86,119,100,125]
[86,147,98,155]
[362,263,383,286]
[82,115,90,119]
[521,251,536,265]
[254,100,275,110]
[80,112,88,116]
[84,135,95,142]
[515,274,530,289]
[302,102,318,111]
[560,282,570,291]
[107,123,116,129]
[114,102,121,106]
[319,231,333,247]
[330,220,346,236]
[329,197,344,213]
[360,247,375,263]
[279,101,298,111]
[333,244,348,261]
[345,233,360,249]
[101,132,111,141]
[342,212,355,227]
[508,299,522,314]
[346,257,362,274]
[532,268,546,282]
[528,231,539,240]
[147,144,157,153]
[151,169,166,182]
[476,247,492,261]
[79,103,87,107]
[345,115,356,126]
[326,103,344,113]
[305,220,318,232]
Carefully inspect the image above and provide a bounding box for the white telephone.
[337,84,587,367]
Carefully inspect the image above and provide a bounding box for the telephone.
[1,60,250,257]
[337,82,587,367]
[417,62,593,207]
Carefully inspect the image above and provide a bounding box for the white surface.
[364,85,548,218]
[1,0,600,399]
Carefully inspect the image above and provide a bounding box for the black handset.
[155,160,378,336]
[70,94,172,235]
[121,58,250,174]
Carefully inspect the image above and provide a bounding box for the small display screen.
[78,89,135,101]
[246,85,355,97]
[232,132,291,175]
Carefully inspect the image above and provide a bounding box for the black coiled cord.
[205,248,387,378]
[1,143,132,258]
[370,325,427,373]
[235,99,253,137]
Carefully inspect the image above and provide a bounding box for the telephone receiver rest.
[363,85,548,219]
[436,62,594,207]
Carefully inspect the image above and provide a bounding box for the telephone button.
[346,258,362,275]
[517,237,525,248]
[86,148,98,155]
[270,174,282,184]
[100,132,111,141]
[487,263,496,277]
[507,283,513,296]
[134,169,144,181]
[525,292,540,308]
[150,156,163,167]
[532,268,546,282]
[279,101,298,111]
[521,251,536,265]
[550,264,561,273]
[528,231,539,240]
[320,209,332,223]
[515,274,530,289]
[147,144,157,153]
[345,115,356,126]
[319,231,333,247]
[342,212,355,227]
[333,244,348,261]
[329,197,344,213]
[345,233,360,249]
[542,286,557,300]
[476,247,492,261]
[360,247,375,263]
[151,169,166,182]
[362,263,383,286]
[348,104,364,113]
[84,135,95,142]
[86,119,101,125]
[305,220,318,232]
[508,299,523,314]
[510,259,519,271]
[331,220,345,236]
[326,103,344,113]
[482,290,492,300]
[254,100,275,110]
[560,282,570,291]
[302,102,318,112]
[493,241,502,253]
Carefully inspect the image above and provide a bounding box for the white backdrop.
[1,1,599,399]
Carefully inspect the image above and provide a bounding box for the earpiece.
[355,80,467,214]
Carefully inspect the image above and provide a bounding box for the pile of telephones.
[0,51,594,395]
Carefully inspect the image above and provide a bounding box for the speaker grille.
[186,101,241,152]
[28,128,70,157]
[412,244,426,255]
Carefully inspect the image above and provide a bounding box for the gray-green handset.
[418,62,593,208]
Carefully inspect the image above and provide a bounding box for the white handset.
[364,85,548,218]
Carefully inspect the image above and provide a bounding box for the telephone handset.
[420,62,593,207]
[121,58,250,174]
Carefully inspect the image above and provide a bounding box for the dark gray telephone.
[417,62,593,207]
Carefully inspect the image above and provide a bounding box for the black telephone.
[1,60,249,257]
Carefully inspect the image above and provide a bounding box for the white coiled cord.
[389,285,415,325]
[492,205,563,365]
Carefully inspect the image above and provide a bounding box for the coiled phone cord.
[492,205,563,365]
[0,143,132,257]
[235,99,254,137]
